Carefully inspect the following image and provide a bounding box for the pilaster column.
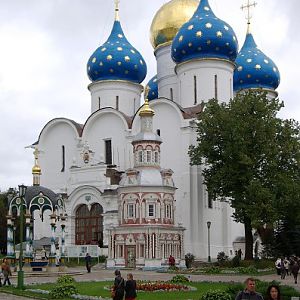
[24,213,32,264]
[49,213,57,266]
[6,215,14,258]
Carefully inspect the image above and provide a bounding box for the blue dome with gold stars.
[146,75,158,101]
[171,0,238,64]
[234,33,280,91]
[87,20,147,83]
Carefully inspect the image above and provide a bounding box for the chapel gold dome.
[150,0,199,49]
[32,165,41,175]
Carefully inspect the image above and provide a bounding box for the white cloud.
[0,0,298,191]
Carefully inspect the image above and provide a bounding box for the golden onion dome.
[150,0,199,49]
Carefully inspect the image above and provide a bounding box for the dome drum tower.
[88,80,143,116]
[150,0,199,104]
[171,0,238,105]
[87,1,147,116]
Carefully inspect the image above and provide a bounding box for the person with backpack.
[112,270,125,300]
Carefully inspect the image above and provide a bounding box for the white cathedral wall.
[33,209,52,240]
[82,110,132,171]
[88,80,143,116]
[176,60,234,107]
[38,120,79,193]
[155,44,179,102]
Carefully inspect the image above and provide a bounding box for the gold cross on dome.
[33,147,40,159]
[114,0,120,21]
[241,0,257,33]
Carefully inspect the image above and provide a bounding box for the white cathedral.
[30,0,280,267]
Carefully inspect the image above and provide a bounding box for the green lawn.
[1,280,299,300]
[25,281,229,300]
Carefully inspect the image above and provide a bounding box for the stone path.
[1,267,300,298]
[0,293,34,300]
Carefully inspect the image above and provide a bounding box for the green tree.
[0,192,9,254]
[189,90,300,259]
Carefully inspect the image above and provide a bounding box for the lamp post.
[17,184,27,289]
[60,213,67,267]
[13,221,16,266]
[207,221,211,263]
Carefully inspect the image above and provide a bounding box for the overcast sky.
[0,0,299,191]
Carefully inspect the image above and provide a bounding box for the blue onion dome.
[87,20,147,83]
[233,33,280,91]
[171,0,238,64]
[146,75,158,100]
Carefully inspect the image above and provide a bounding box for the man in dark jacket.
[291,259,300,284]
[85,253,92,273]
[113,270,125,300]
[235,278,263,300]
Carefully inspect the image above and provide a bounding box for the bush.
[168,265,179,272]
[205,266,221,274]
[49,275,78,299]
[231,255,240,267]
[201,289,231,300]
[217,251,229,265]
[170,274,189,283]
[185,253,195,269]
[57,275,76,285]
[235,266,258,274]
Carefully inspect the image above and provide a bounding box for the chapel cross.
[33,147,40,160]
[241,0,257,33]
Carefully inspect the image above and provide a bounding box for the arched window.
[75,203,104,247]
[138,150,143,163]
[146,150,151,163]
[154,151,159,163]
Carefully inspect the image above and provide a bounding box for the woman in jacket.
[125,273,137,300]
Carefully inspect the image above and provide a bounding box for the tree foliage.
[189,90,300,259]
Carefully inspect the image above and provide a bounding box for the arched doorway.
[75,203,103,247]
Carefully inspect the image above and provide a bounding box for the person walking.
[85,253,92,273]
[275,258,281,276]
[291,259,300,284]
[266,285,281,300]
[280,258,286,279]
[235,278,264,300]
[112,270,125,300]
[284,258,290,276]
[125,273,137,300]
[1,258,12,286]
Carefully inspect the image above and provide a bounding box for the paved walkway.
[1,267,300,298]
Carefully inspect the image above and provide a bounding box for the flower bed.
[136,281,192,292]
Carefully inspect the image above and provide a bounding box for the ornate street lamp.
[59,213,67,267]
[207,221,211,263]
[17,184,27,289]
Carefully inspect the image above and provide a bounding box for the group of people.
[0,258,12,287]
[275,256,300,283]
[236,278,282,300]
[112,270,137,300]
